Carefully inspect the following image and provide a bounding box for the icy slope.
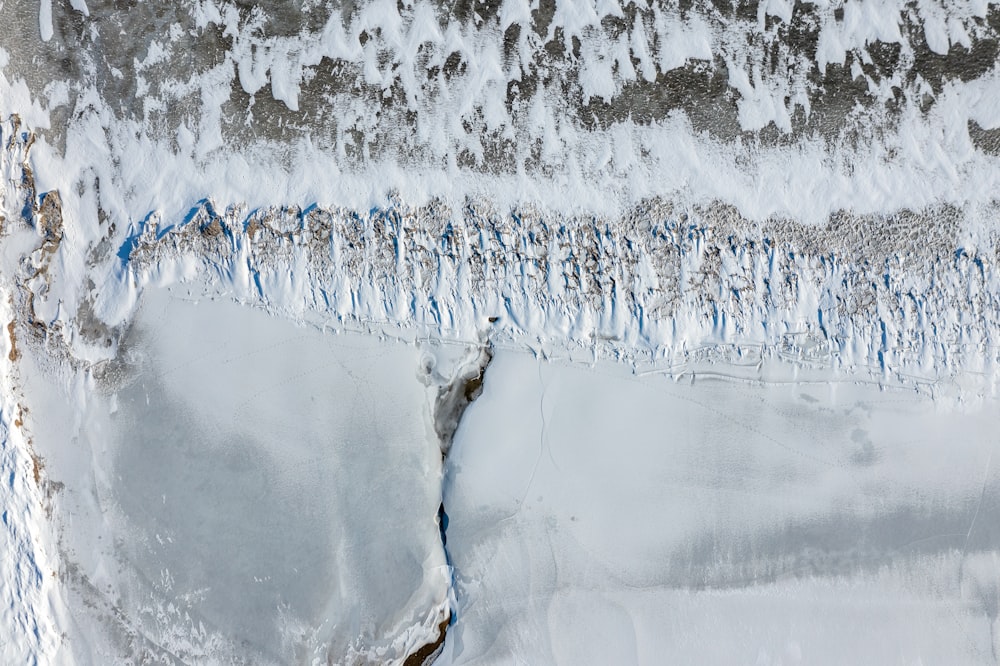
[111,197,1000,398]
[2,94,1000,661]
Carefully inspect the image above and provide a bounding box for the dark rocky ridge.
[2,0,998,164]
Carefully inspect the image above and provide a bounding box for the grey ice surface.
[18,287,1000,665]
[25,289,448,664]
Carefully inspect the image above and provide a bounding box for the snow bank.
[106,198,1000,397]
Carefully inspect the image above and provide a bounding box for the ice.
[3,0,1000,663]
[19,286,450,663]
[441,350,1000,664]
[38,0,52,42]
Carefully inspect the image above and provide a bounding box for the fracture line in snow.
[415,341,493,664]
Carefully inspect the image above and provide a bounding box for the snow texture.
[442,350,1000,664]
[1,0,1000,663]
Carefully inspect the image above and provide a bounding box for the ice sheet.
[19,287,450,664]
[3,1,1000,663]
[441,350,1000,664]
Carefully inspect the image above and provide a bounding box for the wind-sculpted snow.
[2,1,1000,221]
[15,289,457,665]
[0,117,60,666]
[441,350,1000,664]
[11,0,1000,139]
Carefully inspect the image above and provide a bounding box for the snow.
[2,0,1000,663]
[0,294,61,666]
[0,0,994,226]
[38,0,53,42]
[441,349,1000,664]
[17,286,451,663]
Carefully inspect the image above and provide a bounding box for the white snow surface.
[442,349,1000,664]
[0,0,998,224]
[0,295,61,666]
[2,0,1000,663]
